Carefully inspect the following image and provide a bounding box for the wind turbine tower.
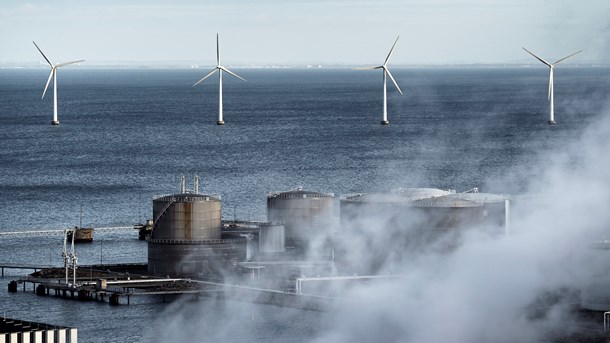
[33,41,84,126]
[356,36,404,125]
[522,47,582,125]
[193,34,246,125]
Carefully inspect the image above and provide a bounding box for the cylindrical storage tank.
[152,193,221,241]
[267,188,334,241]
[259,222,286,253]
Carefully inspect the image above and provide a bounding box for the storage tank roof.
[153,192,221,202]
[445,192,509,204]
[268,187,334,199]
[412,196,482,208]
[390,187,455,200]
[342,188,455,204]
[341,193,414,203]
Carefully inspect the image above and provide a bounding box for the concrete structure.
[267,188,335,245]
[0,317,77,342]
[148,191,246,277]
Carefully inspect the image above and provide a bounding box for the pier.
[6,264,333,310]
[0,264,56,277]
[0,226,135,239]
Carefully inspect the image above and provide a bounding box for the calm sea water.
[0,67,609,342]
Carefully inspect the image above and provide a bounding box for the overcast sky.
[1,0,609,66]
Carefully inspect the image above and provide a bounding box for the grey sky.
[1,0,608,66]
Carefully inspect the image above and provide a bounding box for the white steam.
[311,110,610,342]
[143,107,610,343]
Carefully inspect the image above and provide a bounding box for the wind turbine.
[193,34,246,125]
[33,41,84,126]
[356,36,403,125]
[522,47,582,125]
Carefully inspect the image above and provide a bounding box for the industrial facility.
[146,180,510,283]
[8,179,514,308]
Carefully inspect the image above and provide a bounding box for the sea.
[0,66,609,342]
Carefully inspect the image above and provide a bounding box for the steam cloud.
[310,110,610,342]
[143,106,610,342]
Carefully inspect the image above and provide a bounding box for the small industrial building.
[0,317,77,343]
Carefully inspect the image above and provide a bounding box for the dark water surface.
[0,67,608,342]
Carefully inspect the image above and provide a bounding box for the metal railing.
[147,237,247,245]
[0,226,134,239]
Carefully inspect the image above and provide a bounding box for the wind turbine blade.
[42,69,54,99]
[32,41,53,66]
[353,66,381,70]
[548,68,553,100]
[385,68,404,95]
[553,50,582,65]
[383,36,400,66]
[220,67,247,82]
[216,33,220,66]
[522,47,551,66]
[193,68,218,87]
[55,60,85,68]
